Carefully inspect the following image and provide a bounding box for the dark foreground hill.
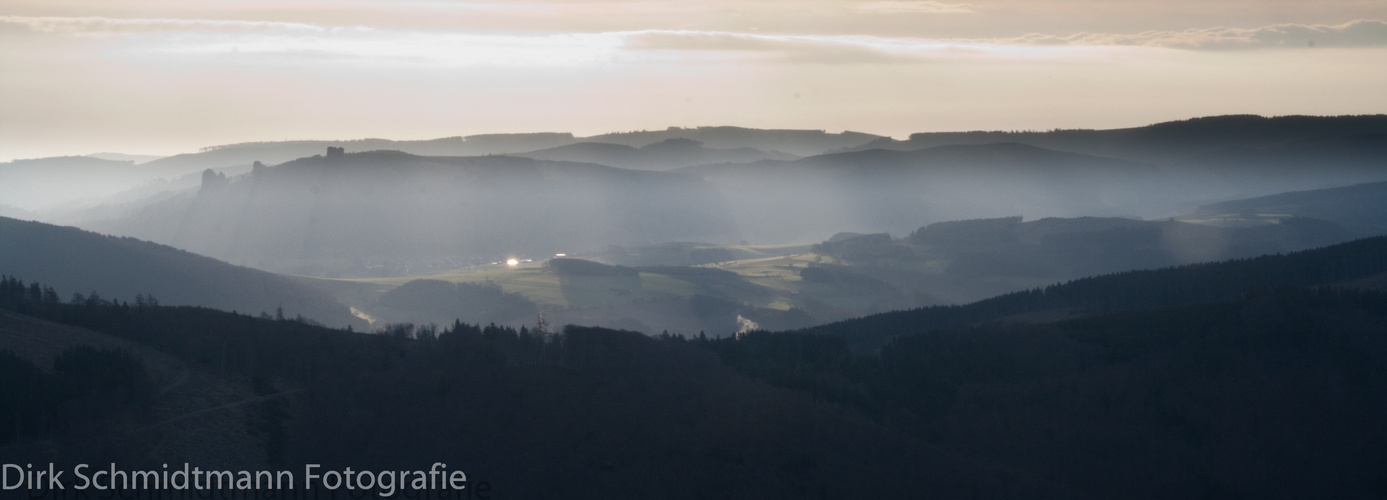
[705,287,1387,499]
[5,242,1387,498]
[0,217,364,329]
[0,280,1064,499]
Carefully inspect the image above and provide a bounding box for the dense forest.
[3,232,1387,498]
[702,287,1387,498]
[0,276,1053,498]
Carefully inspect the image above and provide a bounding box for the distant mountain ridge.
[852,114,1387,162]
[134,127,881,180]
[682,137,1387,242]
[13,115,1387,221]
[0,156,156,210]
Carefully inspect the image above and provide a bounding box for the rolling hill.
[681,143,1175,242]
[794,233,1387,351]
[1189,180,1387,236]
[0,216,364,329]
[87,150,739,273]
[0,156,162,211]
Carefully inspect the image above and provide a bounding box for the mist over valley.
[5,115,1387,498]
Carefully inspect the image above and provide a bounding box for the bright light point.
[506,259,519,266]
[555,253,567,257]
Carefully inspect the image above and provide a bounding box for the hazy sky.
[3,0,1386,161]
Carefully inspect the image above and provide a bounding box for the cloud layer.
[2,11,1386,161]
[6,15,1382,68]
[1008,20,1387,49]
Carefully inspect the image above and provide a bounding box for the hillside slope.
[0,217,364,328]
[1191,180,1387,236]
[796,234,1387,350]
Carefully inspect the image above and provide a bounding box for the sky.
[2,0,1387,161]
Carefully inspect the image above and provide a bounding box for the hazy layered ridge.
[2,128,875,213]
[18,114,1387,283]
[0,156,156,211]
[88,151,739,271]
[681,143,1169,243]
[690,130,1387,243]
[0,217,364,329]
[514,138,799,171]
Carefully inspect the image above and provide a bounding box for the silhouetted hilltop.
[0,216,364,329]
[515,138,797,170]
[88,150,738,271]
[860,114,1387,164]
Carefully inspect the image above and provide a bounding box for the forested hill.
[796,234,1387,350]
[0,216,364,329]
[0,277,1058,499]
[5,258,1387,497]
[701,286,1387,499]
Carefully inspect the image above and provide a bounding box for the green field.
[296,243,927,328]
[307,261,705,310]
